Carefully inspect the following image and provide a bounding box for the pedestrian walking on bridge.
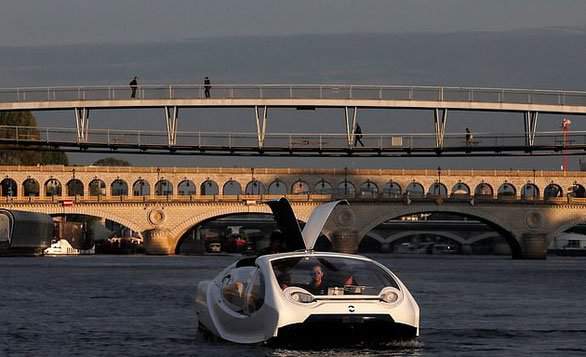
[465,128,473,146]
[354,124,365,147]
[204,77,211,98]
[129,76,138,99]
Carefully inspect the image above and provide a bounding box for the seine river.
[1,255,585,357]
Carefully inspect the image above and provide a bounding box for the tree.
[93,157,131,166]
[0,111,68,165]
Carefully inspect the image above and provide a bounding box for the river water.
[1,255,585,357]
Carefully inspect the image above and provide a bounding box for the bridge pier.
[144,228,175,255]
[519,233,547,259]
[332,229,359,254]
[461,243,473,255]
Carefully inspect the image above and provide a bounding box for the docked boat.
[0,209,53,256]
[548,232,586,256]
[44,239,95,255]
[195,199,420,344]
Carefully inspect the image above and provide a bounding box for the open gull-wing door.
[266,198,305,251]
[266,198,348,251]
[302,200,348,250]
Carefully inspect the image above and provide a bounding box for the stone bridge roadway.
[2,165,586,258]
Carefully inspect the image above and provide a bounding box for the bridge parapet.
[3,194,586,206]
[1,165,585,202]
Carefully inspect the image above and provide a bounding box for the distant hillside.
[0,111,68,165]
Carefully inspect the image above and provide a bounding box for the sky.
[1,0,585,46]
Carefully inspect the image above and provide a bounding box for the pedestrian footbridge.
[1,84,585,156]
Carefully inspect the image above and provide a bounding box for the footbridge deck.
[1,84,585,113]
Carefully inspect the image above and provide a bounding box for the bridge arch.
[521,183,540,200]
[451,182,470,197]
[45,178,62,197]
[314,179,333,194]
[132,179,150,196]
[475,182,494,198]
[547,215,586,248]
[544,183,563,198]
[291,179,310,194]
[155,179,173,195]
[111,179,128,196]
[89,179,106,196]
[382,181,401,198]
[23,178,40,196]
[200,179,218,195]
[171,205,313,253]
[223,180,241,195]
[268,179,287,195]
[1,178,17,197]
[467,232,503,245]
[337,180,355,197]
[359,180,378,198]
[497,182,517,198]
[356,208,521,258]
[382,230,467,246]
[245,179,266,195]
[17,206,145,234]
[428,182,448,197]
[178,180,196,195]
[405,181,425,197]
[66,179,84,196]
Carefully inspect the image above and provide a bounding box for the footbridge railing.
[1,84,585,106]
[1,125,586,157]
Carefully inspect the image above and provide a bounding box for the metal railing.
[1,84,585,106]
[1,125,585,154]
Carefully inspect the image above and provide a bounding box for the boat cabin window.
[271,256,399,296]
[221,266,265,315]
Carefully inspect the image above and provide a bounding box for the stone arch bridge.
[1,165,586,258]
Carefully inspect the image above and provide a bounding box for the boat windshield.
[271,256,399,296]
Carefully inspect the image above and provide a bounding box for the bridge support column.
[344,107,358,146]
[461,243,473,255]
[164,106,178,146]
[433,108,448,149]
[381,242,391,253]
[74,107,90,143]
[144,228,175,255]
[520,233,547,259]
[332,229,359,254]
[524,111,539,147]
[255,106,268,149]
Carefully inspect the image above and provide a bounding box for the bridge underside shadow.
[348,206,526,259]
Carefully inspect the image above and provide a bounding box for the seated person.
[223,281,245,305]
[307,264,329,295]
[342,274,364,294]
[343,275,355,286]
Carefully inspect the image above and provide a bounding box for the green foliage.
[0,111,68,165]
[93,157,131,166]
